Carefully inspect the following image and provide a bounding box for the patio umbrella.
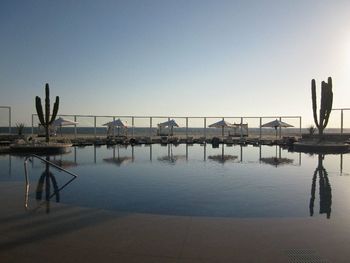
[51,117,78,136]
[209,120,236,137]
[261,119,293,139]
[158,119,179,136]
[103,119,128,136]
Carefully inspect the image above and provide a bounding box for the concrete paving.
[1,182,350,263]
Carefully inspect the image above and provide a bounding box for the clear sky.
[1,0,350,127]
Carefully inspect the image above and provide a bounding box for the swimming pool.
[1,144,349,218]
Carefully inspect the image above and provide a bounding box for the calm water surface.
[1,144,349,218]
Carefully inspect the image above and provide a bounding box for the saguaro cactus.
[311,77,333,136]
[35,83,59,142]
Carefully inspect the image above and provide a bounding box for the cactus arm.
[320,81,327,129]
[45,84,50,125]
[323,78,333,128]
[49,96,59,124]
[311,79,320,129]
[35,96,46,126]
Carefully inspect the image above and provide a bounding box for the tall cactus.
[35,83,59,142]
[311,77,333,136]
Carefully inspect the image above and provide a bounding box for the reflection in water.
[208,144,238,164]
[260,145,293,167]
[36,157,60,213]
[309,154,332,219]
[103,145,132,166]
[158,144,186,164]
[25,156,77,213]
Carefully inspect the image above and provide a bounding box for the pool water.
[1,144,350,218]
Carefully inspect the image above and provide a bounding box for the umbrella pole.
[275,127,277,141]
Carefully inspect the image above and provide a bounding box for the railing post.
[240,117,243,138]
[341,109,344,134]
[186,117,188,139]
[299,117,302,137]
[8,107,11,134]
[74,116,77,138]
[94,116,97,138]
[204,117,207,139]
[132,117,135,137]
[31,114,34,135]
[113,117,115,137]
[259,117,262,140]
[150,117,152,137]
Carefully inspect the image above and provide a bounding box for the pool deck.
[1,181,349,263]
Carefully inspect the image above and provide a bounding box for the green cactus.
[35,83,59,142]
[311,77,333,136]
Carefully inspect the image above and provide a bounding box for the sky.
[1,0,350,128]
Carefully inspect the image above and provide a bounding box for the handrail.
[24,154,78,209]
[24,154,78,179]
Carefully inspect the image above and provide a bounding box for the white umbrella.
[209,120,236,137]
[103,119,127,128]
[157,119,179,136]
[51,117,78,136]
[103,119,127,136]
[158,119,179,128]
[261,119,293,139]
[52,117,78,126]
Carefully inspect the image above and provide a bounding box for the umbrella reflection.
[158,144,186,164]
[309,154,332,219]
[260,145,293,167]
[208,144,238,164]
[103,145,132,166]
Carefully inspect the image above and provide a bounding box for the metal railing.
[31,113,303,139]
[0,106,11,134]
[24,154,78,210]
[332,108,350,134]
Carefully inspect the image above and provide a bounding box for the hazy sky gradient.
[1,0,350,127]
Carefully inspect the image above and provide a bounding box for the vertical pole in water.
[31,114,34,135]
[341,110,344,134]
[150,144,152,162]
[204,117,207,139]
[94,146,96,163]
[94,116,97,138]
[74,116,77,139]
[8,107,11,134]
[299,117,302,137]
[132,117,134,137]
[186,117,188,139]
[240,145,243,162]
[150,117,152,137]
[186,144,188,161]
[204,143,206,161]
[259,117,262,140]
[340,154,343,175]
[259,145,261,163]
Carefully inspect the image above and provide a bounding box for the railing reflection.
[59,144,303,167]
[24,155,77,213]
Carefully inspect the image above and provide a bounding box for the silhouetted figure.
[309,154,332,219]
[35,156,60,213]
